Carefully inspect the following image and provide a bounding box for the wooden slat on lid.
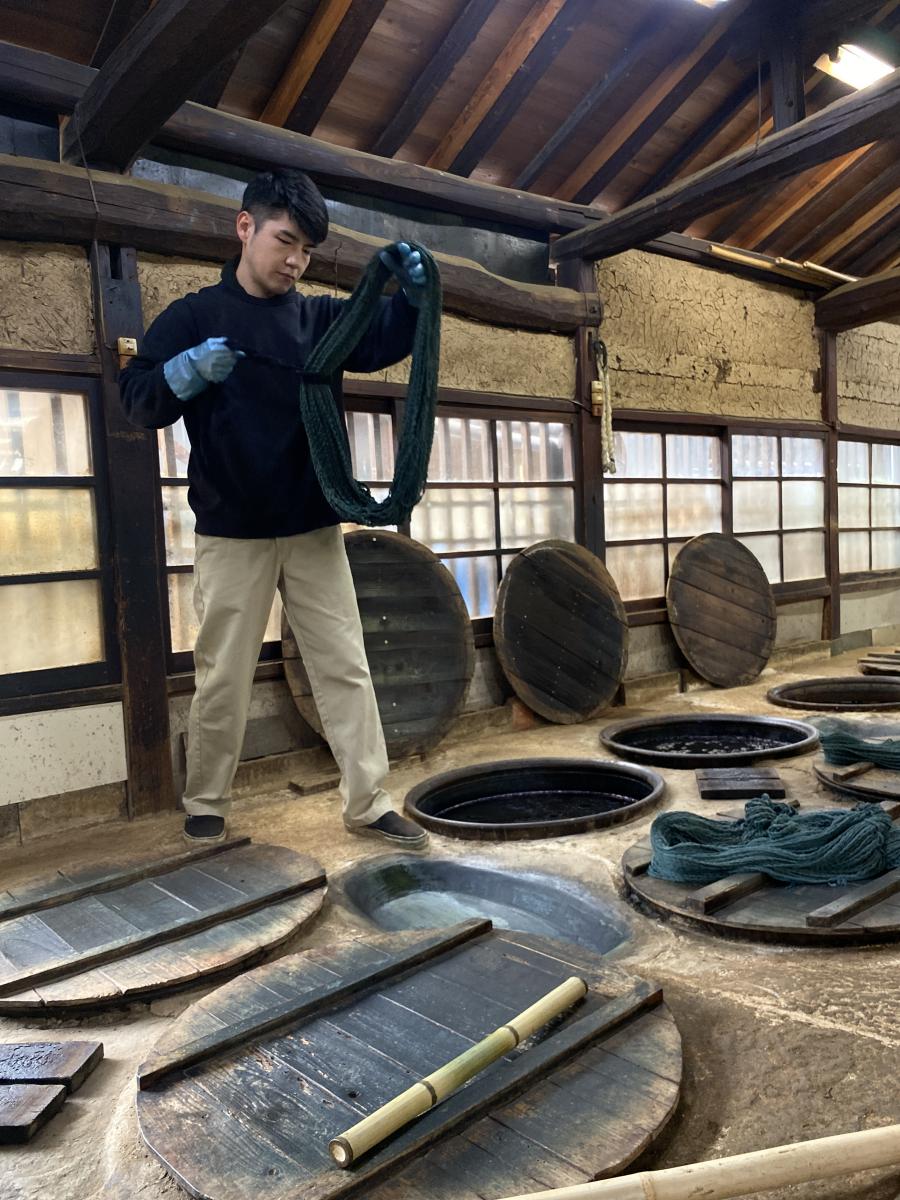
[667,533,776,686]
[282,531,474,758]
[494,540,628,723]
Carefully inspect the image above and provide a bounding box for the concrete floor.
[1,648,899,1200]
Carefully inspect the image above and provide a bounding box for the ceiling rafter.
[845,208,900,275]
[554,0,753,205]
[425,0,568,173]
[261,0,388,133]
[443,0,595,179]
[513,6,666,193]
[552,63,900,261]
[825,184,900,265]
[90,0,152,69]
[62,0,289,169]
[370,0,494,159]
[816,265,900,331]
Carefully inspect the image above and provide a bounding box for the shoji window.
[838,439,900,574]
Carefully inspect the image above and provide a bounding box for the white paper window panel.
[781,480,824,530]
[168,572,282,654]
[411,487,496,552]
[0,486,99,574]
[162,486,194,567]
[838,440,869,484]
[871,487,900,528]
[612,431,662,479]
[731,434,778,477]
[605,542,665,601]
[737,534,781,582]
[347,411,396,481]
[603,482,664,540]
[426,416,491,483]
[0,389,92,477]
[839,530,870,573]
[498,487,575,545]
[782,531,825,581]
[442,555,498,618]
[665,434,721,479]
[497,421,572,483]
[158,417,191,479]
[732,480,779,533]
[838,486,869,529]
[666,483,723,539]
[872,443,900,485]
[872,530,900,570]
[781,437,824,477]
[0,579,104,673]
[668,541,687,569]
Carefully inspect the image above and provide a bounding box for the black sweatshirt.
[119,258,418,538]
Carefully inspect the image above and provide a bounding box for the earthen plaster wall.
[836,321,900,431]
[137,256,575,399]
[0,242,94,354]
[594,250,820,421]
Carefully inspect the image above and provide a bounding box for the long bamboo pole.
[494,1124,900,1200]
[328,976,588,1168]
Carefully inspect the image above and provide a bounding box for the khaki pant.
[182,525,393,828]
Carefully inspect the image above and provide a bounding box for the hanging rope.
[298,240,441,526]
[648,796,900,886]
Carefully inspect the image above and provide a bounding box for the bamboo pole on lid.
[493,1124,900,1200]
[328,975,587,1168]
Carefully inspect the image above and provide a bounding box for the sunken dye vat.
[404,757,664,840]
[600,714,818,768]
[334,856,631,956]
[767,676,900,711]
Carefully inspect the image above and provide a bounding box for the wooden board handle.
[328,976,588,1168]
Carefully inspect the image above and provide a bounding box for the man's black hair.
[240,169,329,245]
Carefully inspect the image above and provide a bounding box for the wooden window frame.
[836,433,900,582]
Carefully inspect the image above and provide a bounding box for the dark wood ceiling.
[3,0,899,276]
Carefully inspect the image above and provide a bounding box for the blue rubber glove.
[163,336,245,401]
[379,242,426,307]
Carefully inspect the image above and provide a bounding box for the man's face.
[236,210,315,298]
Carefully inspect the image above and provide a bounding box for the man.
[120,168,429,849]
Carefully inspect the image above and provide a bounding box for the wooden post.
[764,0,806,131]
[820,329,841,642]
[90,243,176,818]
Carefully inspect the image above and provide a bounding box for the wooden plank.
[137,919,492,1089]
[684,873,772,914]
[0,851,326,997]
[89,0,151,68]
[426,0,570,173]
[0,1083,66,1144]
[282,0,390,135]
[0,1041,103,1092]
[0,41,607,235]
[696,768,785,800]
[556,0,753,203]
[553,63,900,260]
[446,0,596,178]
[372,0,496,158]
[0,839,251,920]
[806,868,900,927]
[62,0,290,169]
[261,0,355,127]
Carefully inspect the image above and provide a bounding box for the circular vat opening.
[334,856,631,956]
[767,676,900,711]
[403,757,664,841]
[600,714,818,767]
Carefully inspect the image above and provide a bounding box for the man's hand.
[164,336,245,401]
[379,242,426,307]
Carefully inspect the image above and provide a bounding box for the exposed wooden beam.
[764,0,806,131]
[190,49,242,109]
[630,67,765,205]
[552,63,900,261]
[0,41,606,234]
[816,180,900,263]
[261,0,352,126]
[446,0,593,178]
[832,196,900,274]
[0,155,600,333]
[370,0,494,159]
[554,0,753,204]
[90,0,151,69]
[62,0,288,169]
[514,7,666,192]
[426,0,568,173]
[569,21,732,205]
[849,219,900,276]
[816,266,900,330]
[280,0,388,135]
